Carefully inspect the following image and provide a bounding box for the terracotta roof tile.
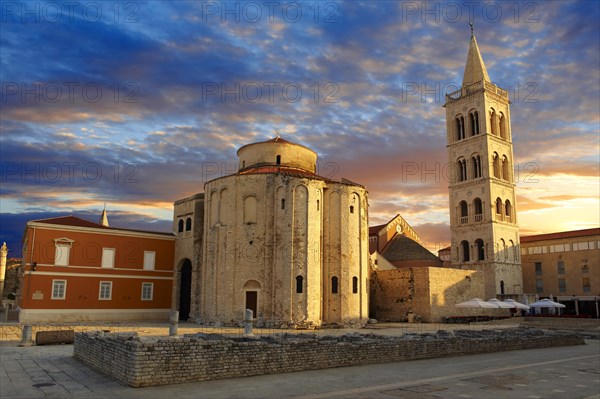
[520,228,600,243]
[31,215,174,236]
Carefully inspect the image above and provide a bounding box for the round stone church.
[173,136,369,327]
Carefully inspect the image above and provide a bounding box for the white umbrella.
[455,298,500,309]
[528,298,565,308]
[503,299,531,310]
[487,298,514,308]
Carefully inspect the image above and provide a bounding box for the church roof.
[31,215,106,229]
[462,33,490,88]
[520,228,600,243]
[236,135,316,156]
[381,234,441,262]
[29,215,174,236]
[237,165,365,188]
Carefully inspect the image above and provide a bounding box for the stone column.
[0,242,7,299]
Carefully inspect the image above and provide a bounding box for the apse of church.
[173,136,369,327]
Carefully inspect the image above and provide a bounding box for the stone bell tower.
[444,27,522,297]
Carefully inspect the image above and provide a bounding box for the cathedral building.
[445,29,523,298]
[173,136,369,327]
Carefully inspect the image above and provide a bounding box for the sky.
[1,0,599,257]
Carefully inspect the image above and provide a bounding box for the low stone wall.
[74,328,585,388]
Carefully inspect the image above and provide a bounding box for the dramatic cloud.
[1,1,599,257]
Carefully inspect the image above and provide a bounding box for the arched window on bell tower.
[455,115,466,140]
[472,155,482,178]
[475,239,485,261]
[505,200,512,222]
[457,158,467,182]
[461,240,470,262]
[490,109,498,135]
[469,110,479,136]
[473,198,483,222]
[502,155,510,181]
[496,197,504,221]
[499,112,506,139]
[492,153,501,178]
[459,201,468,224]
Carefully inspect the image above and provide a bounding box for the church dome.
[237,136,317,174]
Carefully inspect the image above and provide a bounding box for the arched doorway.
[179,259,192,321]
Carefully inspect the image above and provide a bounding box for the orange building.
[18,215,175,322]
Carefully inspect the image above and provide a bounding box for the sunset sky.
[1,1,599,257]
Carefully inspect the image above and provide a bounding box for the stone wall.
[74,328,584,387]
[372,267,497,322]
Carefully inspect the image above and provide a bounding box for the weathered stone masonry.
[74,329,584,387]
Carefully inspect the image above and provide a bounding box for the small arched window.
[505,200,512,220]
[499,113,506,139]
[469,110,480,135]
[475,239,485,261]
[178,219,184,233]
[317,200,320,210]
[185,217,192,231]
[352,276,358,294]
[331,276,338,294]
[276,155,281,165]
[472,155,482,178]
[296,276,303,294]
[455,115,465,141]
[281,198,285,210]
[459,201,468,224]
[457,158,467,182]
[350,205,354,214]
[500,280,505,295]
[502,155,509,181]
[496,198,503,217]
[461,240,470,262]
[473,198,483,222]
[493,153,501,178]
[490,109,498,135]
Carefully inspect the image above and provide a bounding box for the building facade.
[17,216,175,322]
[521,228,599,318]
[174,136,370,327]
[444,30,523,298]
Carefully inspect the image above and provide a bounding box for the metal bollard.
[169,310,179,336]
[19,324,33,346]
[243,309,254,337]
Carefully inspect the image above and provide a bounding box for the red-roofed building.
[520,228,599,318]
[17,214,175,322]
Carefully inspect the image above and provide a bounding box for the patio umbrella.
[503,299,531,310]
[528,298,565,308]
[455,298,500,308]
[487,298,514,308]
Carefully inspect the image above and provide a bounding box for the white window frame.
[143,251,156,270]
[53,238,74,266]
[99,281,112,300]
[51,279,67,300]
[101,248,116,268]
[141,282,154,301]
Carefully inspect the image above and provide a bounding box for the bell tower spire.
[462,24,491,88]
